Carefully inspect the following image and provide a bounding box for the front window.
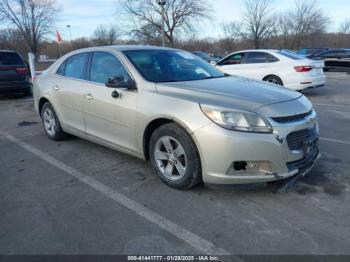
[89,52,132,84]
[218,53,246,65]
[123,50,225,83]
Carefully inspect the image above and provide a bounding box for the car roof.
[72,45,178,53]
[231,49,278,53]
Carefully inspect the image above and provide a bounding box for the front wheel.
[149,123,202,189]
[41,102,68,141]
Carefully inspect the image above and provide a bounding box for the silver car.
[33,46,319,189]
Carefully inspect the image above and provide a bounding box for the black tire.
[263,75,283,86]
[149,123,202,189]
[40,102,68,141]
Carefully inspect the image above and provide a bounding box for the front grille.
[287,148,319,172]
[272,110,312,123]
[286,127,317,151]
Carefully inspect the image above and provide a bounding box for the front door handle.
[85,93,94,100]
[53,85,60,91]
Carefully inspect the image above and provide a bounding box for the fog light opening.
[233,161,247,171]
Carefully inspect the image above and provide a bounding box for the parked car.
[34,46,319,189]
[307,49,350,71]
[0,50,32,96]
[215,49,326,91]
[209,54,223,61]
[297,48,329,57]
[191,51,218,64]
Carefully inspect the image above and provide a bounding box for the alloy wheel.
[267,78,280,85]
[43,108,56,136]
[154,136,187,181]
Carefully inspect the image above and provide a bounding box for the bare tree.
[92,24,120,46]
[339,20,350,34]
[0,29,28,52]
[285,0,329,49]
[122,0,210,46]
[221,22,241,40]
[277,14,294,49]
[241,0,276,48]
[0,0,59,56]
[336,19,350,48]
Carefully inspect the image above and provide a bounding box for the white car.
[215,49,326,91]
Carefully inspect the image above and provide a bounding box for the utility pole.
[66,25,72,42]
[157,0,166,46]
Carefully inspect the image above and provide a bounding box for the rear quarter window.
[0,52,24,66]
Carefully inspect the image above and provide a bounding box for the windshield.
[123,50,225,83]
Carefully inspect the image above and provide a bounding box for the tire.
[40,102,68,141]
[149,123,202,189]
[263,75,283,86]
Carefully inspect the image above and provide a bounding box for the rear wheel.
[263,75,283,86]
[149,123,202,189]
[41,102,68,141]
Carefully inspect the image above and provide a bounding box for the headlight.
[200,104,273,133]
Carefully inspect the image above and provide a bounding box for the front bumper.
[193,112,319,185]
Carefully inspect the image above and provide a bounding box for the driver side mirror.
[105,76,137,90]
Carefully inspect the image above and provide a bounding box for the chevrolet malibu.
[33,46,320,189]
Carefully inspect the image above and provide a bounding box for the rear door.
[239,52,279,79]
[52,52,89,133]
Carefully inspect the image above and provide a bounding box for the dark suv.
[0,50,31,96]
[307,49,350,71]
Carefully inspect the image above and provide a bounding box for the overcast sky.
[33,0,350,40]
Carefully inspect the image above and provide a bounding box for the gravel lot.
[0,72,349,256]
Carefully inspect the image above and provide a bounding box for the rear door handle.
[53,85,60,91]
[85,93,94,100]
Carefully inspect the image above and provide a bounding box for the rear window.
[0,52,24,66]
[245,52,267,63]
[277,50,303,60]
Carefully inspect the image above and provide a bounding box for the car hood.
[155,76,302,112]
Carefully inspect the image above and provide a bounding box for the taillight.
[15,67,28,75]
[294,66,314,72]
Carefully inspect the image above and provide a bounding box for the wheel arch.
[142,117,200,160]
[262,74,284,85]
[38,97,51,117]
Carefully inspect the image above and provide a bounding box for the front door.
[83,51,138,152]
[216,52,247,76]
